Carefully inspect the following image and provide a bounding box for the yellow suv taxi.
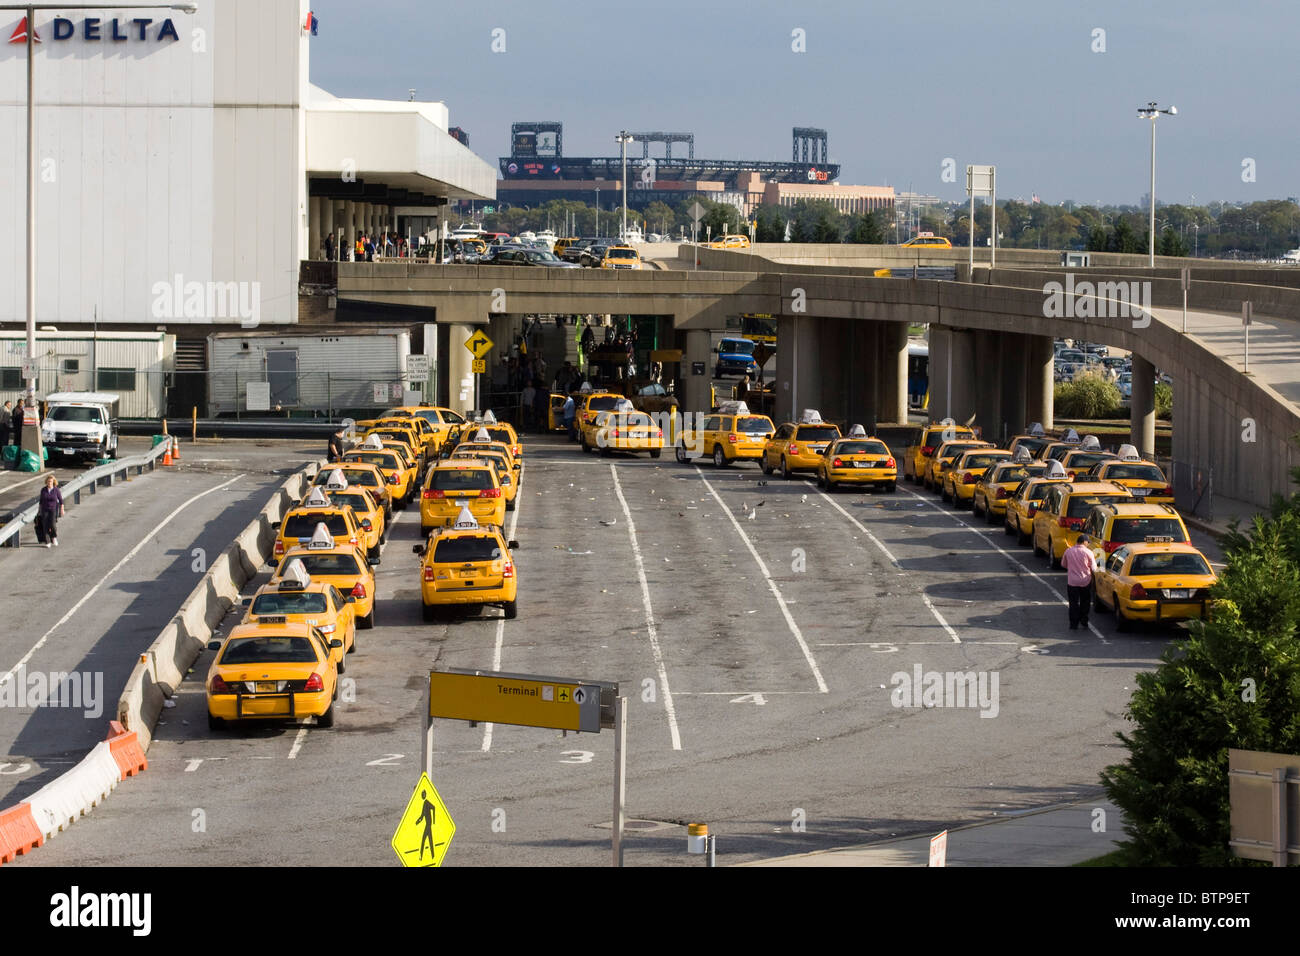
[1003,460,1070,544]
[600,246,641,269]
[344,436,416,508]
[273,527,376,629]
[420,459,506,532]
[904,421,977,484]
[1031,480,1133,569]
[1093,540,1218,631]
[973,451,1051,524]
[315,469,385,562]
[1086,445,1174,505]
[593,410,664,459]
[924,439,993,493]
[1082,501,1190,560]
[762,412,842,478]
[243,557,356,669]
[816,428,897,492]
[676,402,775,466]
[205,621,340,731]
[413,506,519,621]
[313,461,392,520]
[273,487,363,564]
[942,447,1012,506]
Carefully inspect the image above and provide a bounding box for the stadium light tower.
[616,131,634,240]
[1137,102,1176,267]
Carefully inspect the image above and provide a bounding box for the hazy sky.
[308,0,1300,206]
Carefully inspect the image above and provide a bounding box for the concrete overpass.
[335,250,1300,509]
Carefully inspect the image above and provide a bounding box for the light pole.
[615,131,634,241]
[595,188,600,237]
[3,1,197,465]
[1137,101,1176,266]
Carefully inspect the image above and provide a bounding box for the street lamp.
[615,131,634,242]
[1137,101,1177,266]
[3,1,197,466]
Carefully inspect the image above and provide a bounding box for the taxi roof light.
[848,424,867,438]
[474,427,492,442]
[799,409,824,424]
[453,505,480,530]
[718,400,750,415]
[303,487,330,508]
[1117,443,1141,460]
[1044,460,1068,479]
[1012,446,1033,462]
[1027,422,1045,436]
[362,434,385,450]
[1062,428,1080,443]
[278,558,311,590]
[1081,435,1101,450]
[323,468,349,491]
[307,523,334,550]
[482,410,497,424]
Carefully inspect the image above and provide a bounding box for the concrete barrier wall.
[115,461,321,749]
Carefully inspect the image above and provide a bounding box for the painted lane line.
[609,463,683,750]
[481,463,525,753]
[0,473,45,494]
[0,474,246,686]
[817,491,961,644]
[698,469,830,691]
[287,726,309,760]
[897,487,1110,645]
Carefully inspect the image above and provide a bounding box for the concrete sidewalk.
[742,800,1124,867]
[1182,492,1264,543]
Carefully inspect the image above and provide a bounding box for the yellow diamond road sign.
[392,772,456,867]
[464,330,494,359]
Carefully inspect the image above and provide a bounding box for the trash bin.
[1,445,15,465]
[17,449,41,473]
[151,435,170,448]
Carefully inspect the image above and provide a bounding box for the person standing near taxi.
[0,400,10,450]
[38,474,64,548]
[1063,533,1096,630]
[562,391,576,440]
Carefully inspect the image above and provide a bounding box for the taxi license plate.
[1166,589,1190,599]
[854,461,869,468]
[1132,488,1150,496]
[255,681,278,693]
[459,570,478,578]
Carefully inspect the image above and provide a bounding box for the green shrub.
[1155,382,1173,420]
[1055,374,1122,419]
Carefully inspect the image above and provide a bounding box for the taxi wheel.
[885,482,897,494]
[761,457,774,476]
[940,483,951,503]
[317,704,335,729]
[359,608,375,629]
[421,602,436,622]
[1093,589,1108,613]
[650,449,661,459]
[506,498,516,512]
[1004,516,1015,537]
[1049,548,1062,571]
[1115,601,1133,632]
[600,445,613,458]
[503,600,518,620]
[713,446,727,468]
[676,443,689,463]
[781,458,794,480]
[1017,523,1031,547]
[367,544,381,563]
[972,496,982,517]
[207,713,224,732]
[985,503,999,525]
[1032,533,1044,557]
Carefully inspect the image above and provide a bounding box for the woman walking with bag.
[38,475,64,548]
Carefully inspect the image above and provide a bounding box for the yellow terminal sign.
[429,670,601,733]
[464,330,494,359]
[392,772,456,867]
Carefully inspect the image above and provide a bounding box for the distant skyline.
[307,0,1300,206]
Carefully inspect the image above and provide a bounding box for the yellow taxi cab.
[312,461,392,520]
[1085,445,1175,505]
[413,506,519,621]
[1037,428,1085,462]
[420,459,506,533]
[553,237,579,257]
[205,620,340,731]
[761,411,842,478]
[272,486,363,564]
[1081,501,1190,559]
[942,447,1013,506]
[904,421,977,484]
[972,448,1051,523]
[675,401,775,466]
[1031,479,1133,569]
[593,409,664,458]
[344,435,416,508]
[600,245,642,269]
[901,233,952,248]
[815,426,897,492]
[1006,423,1055,460]
[1059,444,1118,480]
[708,234,751,249]
[924,439,993,493]
[453,425,521,474]
[368,418,434,462]
[243,557,356,668]
[450,445,519,510]
[273,525,377,629]
[1003,460,1070,544]
[1093,540,1218,631]
[475,420,523,464]
[578,399,632,451]
[378,404,470,453]
[574,392,628,436]
[364,429,422,476]
[314,468,386,562]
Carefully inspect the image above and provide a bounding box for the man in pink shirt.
[1062,533,1097,630]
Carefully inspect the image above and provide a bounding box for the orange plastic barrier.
[0,804,43,865]
[106,720,148,779]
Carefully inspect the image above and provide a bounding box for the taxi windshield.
[429,469,494,491]
[221,637,319,665]
[1066,494,1131,518]
[1131,553,1211,575]
[433,536,503,562]
[284,513,349,537]
[836,441,890,456]
[252,592,328,615]
[1110,518,1187,543]
[606,248,637,259]
[49,406,103,423]
[796,425,839,442]
[737,417,773,434]
[1107,464,1165,481]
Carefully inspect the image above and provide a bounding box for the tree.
[845,210,886,244]
[642,201,678,237]
[754,205,789,243]
[1159,226,1189,257]
[787,199,843,243]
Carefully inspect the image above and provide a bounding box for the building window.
[0,368,21,390]
[97,368,136,392]
[61,359,79,374]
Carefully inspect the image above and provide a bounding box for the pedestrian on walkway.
[12,399,25,447]
[562,392,576,440]
[327,426,346,463]
[324,232,336,262]
[38,474,64,548]
[0,400,10,449]
[521,380,536,432]
[1062,533,1096,630]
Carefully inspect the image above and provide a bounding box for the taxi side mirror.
[412,545,426,556]
[206,640,222,651]
[361,519,372,530]
[508,539,520,550]
[328,639,343,649]
[501,475,511,485]
[271,520,281,529]
[346,595,357,603]
[241,597,252,608]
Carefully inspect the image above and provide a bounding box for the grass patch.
[1073,849,1127,867]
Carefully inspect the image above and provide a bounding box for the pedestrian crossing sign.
[392,772,456,867]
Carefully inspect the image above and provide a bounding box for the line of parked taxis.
[205,405,528,731]
[901,421,1217,632]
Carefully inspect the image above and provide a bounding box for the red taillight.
[1130,584,1148,600]
[303,673,324,692]
[503,562,514,579]
[274,540,285,555]
[210,675,231,694]
[657,429,663,438]
[480,488,502,498]
[833,458,844,468]
[1028,504,1038,516]
[728,433,739,443]
[611,429,620,437]
[1161,486,1173,496]
[921,445,935,456]
[1058,517,1073,528]
[348,536,358,545]
[350,582,366,598]
[423,567,435,581]
[789,443,800,454]
[885,457,895,468]
[995,488,1008,499]
[963,472,977,484]
[1103,541,1123,554]
[423,489,445,499]
[388,474,400,484]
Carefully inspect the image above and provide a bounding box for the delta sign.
[8,15,182,46]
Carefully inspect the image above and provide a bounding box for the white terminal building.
[0,0,495,416]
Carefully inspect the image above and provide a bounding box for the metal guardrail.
[0,439,175,549]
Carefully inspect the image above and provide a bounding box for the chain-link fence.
[1156,455,1214,521]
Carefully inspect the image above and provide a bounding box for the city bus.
[740,313,777,344]
[908,340,929,411]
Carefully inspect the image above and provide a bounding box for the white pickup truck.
[41,392,121,462]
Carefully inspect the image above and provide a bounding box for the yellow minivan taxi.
[413,506,519,621]
[762,413,842,478]
[420,460,506,532]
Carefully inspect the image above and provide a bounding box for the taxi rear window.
[433,536,504,562]
[588,396,622,412]
[329,469,379,487]
[252,593,329,615]
[330,493,371,512]
[1026,483,1055,501]
[616,414,654,427]
[994,465,1037,482]
[347,452,398,468]
[1065,453,1114,470]
[485,428,514,444]
[941,444,985,458]
[795,425,839,441]
[1065,494,1131,518]
[1110,518,1187,543]
[1106,464,1165,481]
[961,453,1006,469]
[221,637,318,665]
[737,417,773,434]
[290,554,362,575]
[284,513,349,537]
[1131,553,1210,575]
[926,427,972,443]
[836,441,890,456]
[429,469,494,491]
[1013,437,1053,455]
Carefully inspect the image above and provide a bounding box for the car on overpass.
[901,234,952,248]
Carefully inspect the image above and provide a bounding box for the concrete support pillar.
[928,327,975,424]
[1025,333,1054,431]
[342,201,356,259]
[775,315,826,425]
[1130,353,1156,457]
[999,332,1029,442]
[682,329,713,417]
[972,330,1003,443]
[847,320,878,430]
[447,322,477,416]
[321,199,336,259]
[878,321,909,426]
[308,196,322,260]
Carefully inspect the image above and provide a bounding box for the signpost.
[688,200,705,270]
[464,331,494,413]
[966,165,996,272]
[1242,300,1252,372]
[391,772,456,867]
[1181,266,1191,333]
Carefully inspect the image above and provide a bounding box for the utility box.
[1062,251,1091,268]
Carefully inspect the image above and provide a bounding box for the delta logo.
[8,15,181,45]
